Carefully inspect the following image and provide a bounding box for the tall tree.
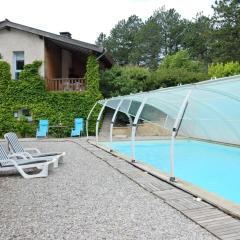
[130,16,162,69]
[211,0,240,62]
[152,7,185,56]
[130,7,186,69]
[95,32,107,46]
[99,15,143,65]
[182,13,212,65]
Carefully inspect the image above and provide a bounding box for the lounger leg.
[53,159,59,168]
[58,153,65,164]
[12,162,49,179]
[48,162,54,171]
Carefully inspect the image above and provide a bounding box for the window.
[13,108,32,122]
[13,51,24,80]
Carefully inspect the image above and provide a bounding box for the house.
[0,19,113,91]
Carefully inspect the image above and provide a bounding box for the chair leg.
[53,159,59,168]
[14,163,49,179]
[58,153,65,164]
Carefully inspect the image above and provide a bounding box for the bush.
[100,65,151,97]
[85,55,100,93]
[100,51,209,98]
[150,68,209,89]
[0,60,11,92]
[160,50,205,72]
[15,116,34,137]
[147,50,209,89]
[208,62,240,78]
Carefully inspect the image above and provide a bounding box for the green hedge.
[208,62,240,78]
[150,68,209,89]
[0,58,102,137]
[100,64,209,98]
[100,65,151,97]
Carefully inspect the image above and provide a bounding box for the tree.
[95,32,107,46]
[101,15,143,65]
[182,13,212,65]
[211,0,240,62]
[152,7,185,56]
[130,7,186,69]
[130,17,161,69]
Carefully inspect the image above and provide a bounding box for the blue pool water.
[102,140,240,204]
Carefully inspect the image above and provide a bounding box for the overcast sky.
[1,0,215,44]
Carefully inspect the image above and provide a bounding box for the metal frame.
[96,100,108,143]
[109,99,124,144]
[86,102,98,139]
[131,96,148,162]
[170,90,192,182]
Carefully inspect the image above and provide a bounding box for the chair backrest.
[39,119,49,132]
[0,144,11,167]
[4,132,25,153]
[0,144,9,160]
[74,118,84,130]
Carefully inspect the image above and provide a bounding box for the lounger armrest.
[24,148,41,153]
[9,153,29,161]
[22,151,34,159]
[11,151,34,159]
[8,158,19,167]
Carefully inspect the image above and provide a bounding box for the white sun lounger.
[4,132,65,168]
[0,144,54,179]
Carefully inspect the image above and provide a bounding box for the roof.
[0,19,113,66]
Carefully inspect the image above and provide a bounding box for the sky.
[1,0,215,44]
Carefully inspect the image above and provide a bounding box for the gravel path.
[0,139,217,240]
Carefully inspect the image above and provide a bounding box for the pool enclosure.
[86,75,240,182]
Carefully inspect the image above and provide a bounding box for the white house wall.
[0,28,45,77]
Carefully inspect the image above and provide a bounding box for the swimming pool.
[102,140,240,204]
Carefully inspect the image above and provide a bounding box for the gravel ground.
[0,139,217,240]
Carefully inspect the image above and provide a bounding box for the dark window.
[22,108,30,116]
[15,72,20,80]
[16,60,24,70]
[13,51,24,80]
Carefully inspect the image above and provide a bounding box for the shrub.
[100,51,209,98]
[0,60,11,92]
[148,50,209,89]
[208,62,240,78]
[150,68,209,89]
[160,50,205,72]
[100,65,151,97]
[85,55,100,93]
[15,116,33,137]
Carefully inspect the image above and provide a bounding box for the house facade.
[0,19,113,91]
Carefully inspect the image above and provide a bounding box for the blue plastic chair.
[71,118,84,137]
[36,119,49,138]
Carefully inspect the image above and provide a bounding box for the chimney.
[60,32,72,39]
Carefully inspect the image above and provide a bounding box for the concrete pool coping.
[90,140,240,220]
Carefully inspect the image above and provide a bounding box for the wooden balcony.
[46,78,86,92]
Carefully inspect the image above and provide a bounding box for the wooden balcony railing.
[46,78,86,91]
